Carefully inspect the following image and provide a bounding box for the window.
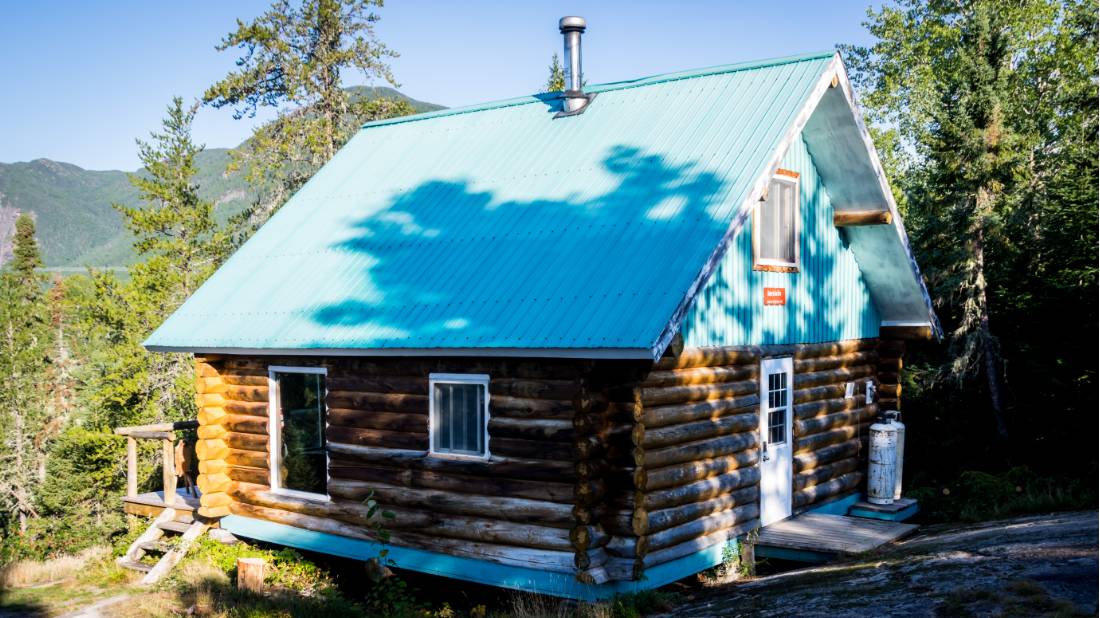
[766,371,788,445]
[754,172,800,271]
[429,373,490,459]
[269,366,328,498]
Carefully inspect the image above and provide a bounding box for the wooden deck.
[122,489,202,522]
[756,513,917,561]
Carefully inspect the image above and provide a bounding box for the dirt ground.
[661,510,1098,617]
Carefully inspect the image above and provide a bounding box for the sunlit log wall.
[193,356,600,576]
[602,337,881,580]
[192,337,888,584]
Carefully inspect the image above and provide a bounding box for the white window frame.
[428,373,491,461]
[268,365,331,501]
[753,172,801,272]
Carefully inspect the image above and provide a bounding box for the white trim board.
[267,366,332,502]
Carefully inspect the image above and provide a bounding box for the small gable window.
[754,171,800,272]
[429,373,490,459]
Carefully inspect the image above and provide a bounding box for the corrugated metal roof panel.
[145,52,835,356]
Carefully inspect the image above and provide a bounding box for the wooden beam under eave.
[880,324,934,340]
[834,210,892,226]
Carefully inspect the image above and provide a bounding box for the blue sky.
[0,1,876,171]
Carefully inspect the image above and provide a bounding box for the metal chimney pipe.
[559,16,588,113]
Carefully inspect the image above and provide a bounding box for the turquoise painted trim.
[681,133,881,347]
[755,545,834,564]
[849,502,920,522]
[803,491,862,516]
[361,52,836,129]
[221,515,737,601]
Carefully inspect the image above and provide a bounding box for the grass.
[0,535,681,618]
[0,546,111,588]
[500,589,676,618]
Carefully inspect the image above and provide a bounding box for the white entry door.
[759,356,793,526]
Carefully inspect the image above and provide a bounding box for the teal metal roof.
[145,52,838,357]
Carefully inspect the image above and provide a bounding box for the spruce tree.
[544,53,565,92]
[204,0,414,235]
[844,0,1097,457]
[0,214,49,533]
[85,97,226,428]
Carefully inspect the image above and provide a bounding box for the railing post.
[163,438,177,506]
[126,437,137,498]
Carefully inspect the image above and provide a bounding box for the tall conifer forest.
[1,0,1096,559]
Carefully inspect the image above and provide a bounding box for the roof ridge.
[360,51,836,130]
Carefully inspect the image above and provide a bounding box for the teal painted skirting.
[803,491,862,516]
[682,133,880,347]
[755,545,835,564]
[849,502,920,522]
[221,515,737,601]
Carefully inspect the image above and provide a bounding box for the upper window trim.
[428,373,491,461]
[267,365,331,502]
[753,171,801,273]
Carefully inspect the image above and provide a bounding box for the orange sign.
[764,287,786,306]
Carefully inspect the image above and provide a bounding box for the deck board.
[757,513,917,555]
[122,489,202,519]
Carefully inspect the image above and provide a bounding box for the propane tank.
[867,421,898,505]
[884,410,905,500]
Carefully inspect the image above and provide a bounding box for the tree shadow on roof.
[308,145,738,351]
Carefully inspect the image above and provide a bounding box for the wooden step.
[756,513,917,560]
[118,559,153,573]
[139,541,171,553]
[157,520,191,534]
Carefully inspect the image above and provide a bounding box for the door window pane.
[275,371,326,495]
[767,371,788,445]
[431,379,487,457]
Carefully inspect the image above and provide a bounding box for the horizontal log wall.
[604,337,883,580]
[790,338,878,510]
[194,355,593,575]
[608,343,762,580]
[877,338,905,411]
[192,337,889,585]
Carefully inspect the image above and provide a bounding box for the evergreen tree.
[0,214,50,533]
[204,0,414,235]
[84,98,227,429]
[544,53,565,92]
[844,0,1096,463]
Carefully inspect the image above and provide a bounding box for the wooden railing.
[115,420,198,506]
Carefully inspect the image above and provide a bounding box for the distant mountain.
[0,88,443,268]
[345,86,446,113]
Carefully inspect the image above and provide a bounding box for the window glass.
[431,380,487,457]
[767,371,788,445]
[759,177,798,265]
[274,371,326,495]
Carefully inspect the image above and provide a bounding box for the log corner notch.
[833,209,892,226]
[195,356,235,519]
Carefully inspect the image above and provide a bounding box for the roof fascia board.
[649,54,846,361]
[829,58,942,339]
[145,345,654,360]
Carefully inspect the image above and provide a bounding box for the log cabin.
[143,20,939,600]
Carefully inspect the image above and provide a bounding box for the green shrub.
[909,466,1097,523]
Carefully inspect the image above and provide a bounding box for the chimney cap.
[559,16,586,32]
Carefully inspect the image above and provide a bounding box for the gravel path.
[661,510,1098,617]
